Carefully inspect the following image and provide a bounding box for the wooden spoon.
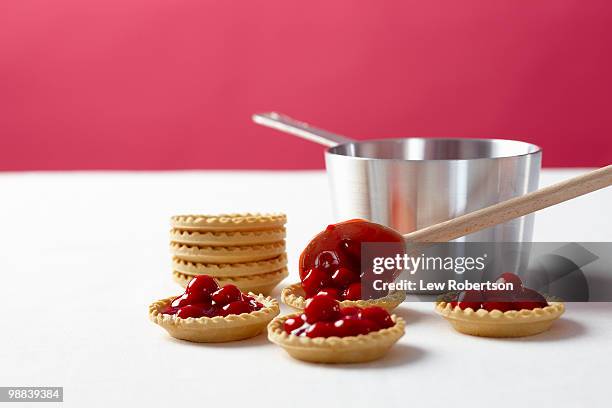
[403,165,612,243]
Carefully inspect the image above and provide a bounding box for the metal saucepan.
[253,112,541,242]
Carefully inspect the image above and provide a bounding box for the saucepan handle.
[252,112,354,148]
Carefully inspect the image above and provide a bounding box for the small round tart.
[149,275,280,342]
[434,272,565,338]
[281,282,406,312]
[170,228,286,246]
[268,295,405,363]
[170,241,286,263]
[172,254,287,278]
[435,300,564,338]
[173,268,288,295]
[171,213,286,232]
[150,294,279,342]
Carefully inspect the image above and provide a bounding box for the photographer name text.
[373,279,513,292]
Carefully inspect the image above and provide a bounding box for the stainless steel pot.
[254,113,541,242]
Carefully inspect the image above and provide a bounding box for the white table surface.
[0,169,610,407]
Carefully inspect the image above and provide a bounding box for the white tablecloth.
[0,169,610,407]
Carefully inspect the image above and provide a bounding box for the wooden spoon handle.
[404,165,612,243]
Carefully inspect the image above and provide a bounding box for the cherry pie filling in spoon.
[298,219,404,301]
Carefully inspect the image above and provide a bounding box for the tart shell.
[149,294,280,343]
[171,213,286,231]
[268,313,405,364]
[170,228,286,246]
[170,242,286,263]
[172,254,287,278]
[281,282,406,312]
[172,268,288,296]
[435,300,565,338]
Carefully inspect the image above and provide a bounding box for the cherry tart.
[268,294,405,364]
[149,275,279,342]
[283,219,406,311]
[281,282,405,312]
[435,273,564,338]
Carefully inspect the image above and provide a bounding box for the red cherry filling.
[299,219,405,301]
[171,293,191,308]
[283,316,305,334]
[302,267,332,298]
[161,275,262,318]
[283,296,395,338]
[185,275,219,303]
[176,304,218,319]
[221,300,252,316]
[305,322,337,338]
[449,273,548,312]
[342,282,362,301]
[359,306,394,329]
[339,306,361,317]
[449,289,485,311]
[303,295,340,324]
[515,287,548,310]
[331,267,358,288]
[316,287,341,299]
[242,294,264,310]
[495,272,523,294]
[211,284,243,306]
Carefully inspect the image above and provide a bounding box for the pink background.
[1,0,610,170]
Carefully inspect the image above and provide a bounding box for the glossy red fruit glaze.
[495,272,523,293]
[221,300,252,316]
[306,321,337,338]
[171,293,191,308]
[333,317,377,336]
[316,287,341,299]
[340,306,361,317]
[161,305,180,315]
[452,290,484,311]
[359,318,381,334]
[304,294,341,324]
[211,284,243,306]
[515,288,548,309]
[176,304,206,319]
[340,238,361,261]
[299,219,404,284]
[359,306,393,329]
[185,275,219,303]
[343,282,362,301]
[198,304,219,318]
[451,273,548,312]
[333,317,361,337]
[302,267,332,298]
[331,267,359,288]
[283,316,305,334]
[242,295,264,311]
[482,300,516,312]
[291,298,396,338]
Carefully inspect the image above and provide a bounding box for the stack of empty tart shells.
[170,213,288,295]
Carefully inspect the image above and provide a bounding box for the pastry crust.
[170,242,285,263]
[268,313,405,363]
[281,282,406,312]
[170,228,286,246]
[173,268,289,295]
[149,294,280,343]
[171,213,286,231]
[435,300,565,338]
[172,254,288,277]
